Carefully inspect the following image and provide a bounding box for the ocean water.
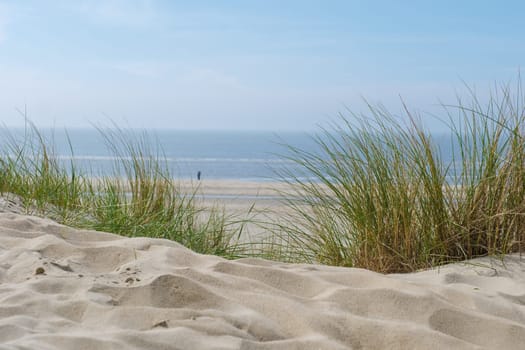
[1,128,471,182]
[3,129,320,181]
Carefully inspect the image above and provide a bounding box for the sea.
[2,129,321,182]
[1,128,466,182]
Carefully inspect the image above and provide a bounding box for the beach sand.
[1,189,525,349]
[179,179,295,243]
[178,179,291,211]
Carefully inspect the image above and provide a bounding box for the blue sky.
[0,0,523,131]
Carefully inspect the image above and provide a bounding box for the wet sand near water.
[178,179,294,242]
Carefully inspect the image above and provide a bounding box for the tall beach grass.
[0,122,245,258]
[2,80,525,273]
[272,81,525,273]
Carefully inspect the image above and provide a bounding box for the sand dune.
[1,212,525,349]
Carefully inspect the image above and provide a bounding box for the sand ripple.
[1,212,525,349]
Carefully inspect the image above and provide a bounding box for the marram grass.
[271,82,525,273]
[0,122,245,259]
[2,81,525,273]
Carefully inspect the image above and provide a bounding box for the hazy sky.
[0,0,523,131]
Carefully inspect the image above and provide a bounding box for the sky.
[0,0,523,131]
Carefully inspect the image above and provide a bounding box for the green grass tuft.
[271,81,525,273]
[0,122,244,259]
[2,80,525,273]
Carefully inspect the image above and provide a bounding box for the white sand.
[1,210,525,349]
[179,180,296,243]
[178,179,290,214]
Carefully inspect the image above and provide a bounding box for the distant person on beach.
[197,171,201,181]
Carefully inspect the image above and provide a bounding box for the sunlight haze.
[0,0,523,131]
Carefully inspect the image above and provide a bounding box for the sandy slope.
[1,212,525,349]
